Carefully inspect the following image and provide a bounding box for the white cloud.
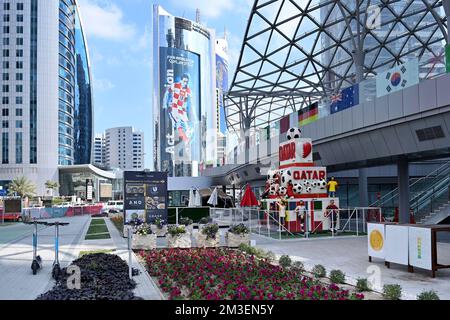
[77,0,136,41]
[93,77,115,91]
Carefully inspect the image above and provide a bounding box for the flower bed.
[138,248,363,300]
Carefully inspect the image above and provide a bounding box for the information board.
[409,227,432,270]
[385,225,409,266]
[368,223,386,259]
[123,171,168,224]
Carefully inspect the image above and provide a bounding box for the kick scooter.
[46,221,70,280]
[24,220,48,275]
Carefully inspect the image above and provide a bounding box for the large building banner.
[123,171,168,224]
[216,54,228,135]
[160,47,201,172]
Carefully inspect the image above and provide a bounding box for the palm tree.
[8,176,36,198]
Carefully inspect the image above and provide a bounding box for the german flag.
[298,102,319,126]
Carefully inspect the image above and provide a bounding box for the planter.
[167,233,192,248]
[182,225,194,234]
[132,234,157,250]
[197,232,220,248]
[225,232,250,248]
[151,225,168,237]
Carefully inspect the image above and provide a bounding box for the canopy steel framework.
[225,0,450,132]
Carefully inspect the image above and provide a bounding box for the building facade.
[93,134,104,167]
[152,5,217,177]
[0,0,93,195]
[104,127,144,171]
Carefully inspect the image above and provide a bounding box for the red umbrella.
[240,185,259,207]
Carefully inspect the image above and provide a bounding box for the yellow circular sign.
[370,230,384,251]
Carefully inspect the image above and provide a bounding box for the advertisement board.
[279,138,313,167]
[409,227,432,270]
[368,223,386,259]
[123,171,168,224]
[385,225,409,266]
[160,47,201,173]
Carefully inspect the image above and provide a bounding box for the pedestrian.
[325,200,339,234]
[327,177,338,198]
[276,197,287,231]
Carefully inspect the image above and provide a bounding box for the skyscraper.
[0,0,93,194]
[104,127,144,171]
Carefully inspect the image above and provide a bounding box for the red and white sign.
[291,167,326,182]
[279,138,313,168]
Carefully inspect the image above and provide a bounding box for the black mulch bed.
[36,253,143,300]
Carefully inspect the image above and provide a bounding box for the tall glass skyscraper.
[0,0,93,194]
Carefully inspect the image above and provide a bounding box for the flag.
[280,116,290,134]
[299,102,319,126]
[376,58,419,98]
[330,84,360,114]
[207,187,218,207]
[260,126,270,141]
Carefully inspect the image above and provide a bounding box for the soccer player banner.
[330,84,360,114]
[376,58,419,98]
[160,47,201,166]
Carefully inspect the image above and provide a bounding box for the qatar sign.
[291,167,327,183]
[279,138,313,168]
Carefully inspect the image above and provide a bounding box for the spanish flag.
[298,102,319,126]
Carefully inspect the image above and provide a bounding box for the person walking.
[327,177,338,198]
[277,198,287,232]
[295,200,308,232]
[325,200,339,234]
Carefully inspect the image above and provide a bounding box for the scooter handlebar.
[46,222,70,226]
[24,221,48,225]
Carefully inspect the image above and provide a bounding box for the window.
[15,96,22,104]
[15,120,22,128]
[15,73,22,81]
[15,108,22,116]
[2,38,9,45]
[16,132,22,164]
[2,49,9,57]
[2,120,9,128]
[3,3,10,10]
[2,26,9,34]
[2,132,8,164]
[16,38,23,46]
[2,61,9,69]
[17,3,24,11]
[2,109,8,116]
[2,85,9,93]
[16,26,23,34]
[16,14,23,22]
[2,73,8,81]
[3,15,9,23]
[2,97,8,104]
[15,85,22,93]
[16,49,23,57]
[16,61,23,69]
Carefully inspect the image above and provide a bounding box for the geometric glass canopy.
[226,0,448,132]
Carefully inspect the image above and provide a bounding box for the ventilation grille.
[416,126,445,142]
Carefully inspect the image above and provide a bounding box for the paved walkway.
[0,216,163,300]
[251,234,450,300]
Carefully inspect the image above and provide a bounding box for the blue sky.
[77,0,253,168]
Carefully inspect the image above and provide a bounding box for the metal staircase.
[372,161,450,224]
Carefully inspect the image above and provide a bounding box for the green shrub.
[201,223,219,239]
[292,261,305,272]
[228,223,249,235]
[329,270,346,284]
[135,223,153,236]
[383,284,402,300]
[312,264,326,278]
[179,217,193,226]
[199,217,211,224]
[417,290,440,300]
[167,225,186,237]
[264,251,276,263]
[356,278,370,292]
[279,255,292,268]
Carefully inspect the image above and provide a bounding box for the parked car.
[0,209,22,222]
[102,200,124,214]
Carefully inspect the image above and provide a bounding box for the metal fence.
[210,207,382,240]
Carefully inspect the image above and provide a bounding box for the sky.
[77,0,254,169]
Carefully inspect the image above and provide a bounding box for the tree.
[45,180,59,197]
[8,177,36,198]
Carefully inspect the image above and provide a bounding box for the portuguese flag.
[298,102,319,126]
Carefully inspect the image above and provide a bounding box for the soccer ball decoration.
[311,180,318,188]
[269,184,279,196]
[303,180,310,187]
[319,179,327,189]
[278,186,287,196]
[281,170,293,186]
[286,127,302,140]
[293,184,303,194]
[267,170,280,183]
[305,186,312,193]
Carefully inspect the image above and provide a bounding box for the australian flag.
[330,84,359,114]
